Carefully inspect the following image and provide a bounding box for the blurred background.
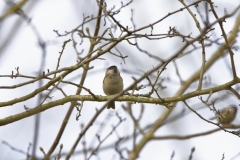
[0,0,240,159]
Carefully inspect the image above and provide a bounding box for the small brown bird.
[210,105,238,124]
[103,66,123,109]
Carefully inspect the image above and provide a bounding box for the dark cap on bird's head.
[107,65,117,72]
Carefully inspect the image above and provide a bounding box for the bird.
[103,66,123,109]
[210,105,237,124]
